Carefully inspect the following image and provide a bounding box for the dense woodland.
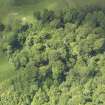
[0,0,105,105]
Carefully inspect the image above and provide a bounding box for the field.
[0,55,15,82]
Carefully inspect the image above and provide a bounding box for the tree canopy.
[1,5,105,105]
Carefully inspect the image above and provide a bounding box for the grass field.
[0,0,62,20]
[0,55,15,83]
[1,0,105,22]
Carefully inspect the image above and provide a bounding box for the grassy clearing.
[0,0,67,21]
[0,55,15,83]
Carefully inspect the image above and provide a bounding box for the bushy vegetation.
[1,3,105,105]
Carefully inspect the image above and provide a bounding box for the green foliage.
[0,22,5,32]
[1,5,105,105]
[34,9,55,24]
